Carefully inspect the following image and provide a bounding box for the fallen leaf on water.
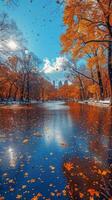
[22,139,29,144]
[49,165,55,170]
[79,192,84,198]
[24,172,28,177]
[62,190,67,196]
[50,192,55,196]
[22,185,26,189]
[33,132,42,137]
[87,189,99,197]
[98,169,110,176]
[3,173,8,177]
[60,142,68,147]
[8,179,15,183]
[49,183,53,187]
[9,188,14,192]
[27,178,36,183]
[16,194,22,199]
[31,193,42,200]
[64,162,73,171]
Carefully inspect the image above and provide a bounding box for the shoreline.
[0,99,111,108]
[68,100,111,108]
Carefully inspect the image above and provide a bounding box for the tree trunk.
[20,74,26,102]
[96,64,104,100]
[41,87,45,102]
[78,75,85,100]
[7,83,13,100]
[90,68,95,84]
[108,41,112,105]
[13,87,18,101]
[20,85,24,101]
[26,71,30,102]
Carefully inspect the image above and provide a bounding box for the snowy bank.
[78,99,111,107]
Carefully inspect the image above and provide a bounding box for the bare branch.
[85,40,112,44]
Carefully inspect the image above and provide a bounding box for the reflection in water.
[0,102,111,199]
[68,103,112,160]
[63,157,111,200]
[8,147,17,168]
[64,103,112,200]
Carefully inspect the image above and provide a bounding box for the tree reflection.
[63,103,112,200]
[68,103,112,162]
[63,157,112,200]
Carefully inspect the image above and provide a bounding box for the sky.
[0,0,70,84]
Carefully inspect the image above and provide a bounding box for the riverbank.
[0,100,38,105]
[0,99,111,108]
[73,99,111,107]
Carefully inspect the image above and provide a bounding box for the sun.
[7,40,18,50]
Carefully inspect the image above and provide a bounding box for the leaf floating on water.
[33,132,42,137]
[8,179,15,183]
[9,188,14,192]
[79,192,84,198]
[60,142,68,147]
[16,194,22,199]
[64,162,74,171]
[22,138,29,144]
[49,165,55,171]
[27,178,36,183]
[87,189,99,197]
[20,163,24,168]
[97,169,110,176]
[62,190,67,196]
[21,185,26,189]
[24,172,28,177]
[49,183,53,187]
[31,193,42,200]
[3,173,8,177]
[50,192,55,196]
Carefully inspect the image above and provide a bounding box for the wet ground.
[0,101,111,200]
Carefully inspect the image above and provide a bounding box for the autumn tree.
[61,0,112,104]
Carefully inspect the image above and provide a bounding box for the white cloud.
[54,56,69,71]
[42,58,55,73]
[42,56,69,74]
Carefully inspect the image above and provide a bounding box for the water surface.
[0,102,111,199]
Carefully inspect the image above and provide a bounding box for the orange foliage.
[61,0,112,100]
[64,162,74,171]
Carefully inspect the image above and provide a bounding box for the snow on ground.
[80,99,111,107]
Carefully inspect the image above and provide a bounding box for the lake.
[0,102,111,200]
